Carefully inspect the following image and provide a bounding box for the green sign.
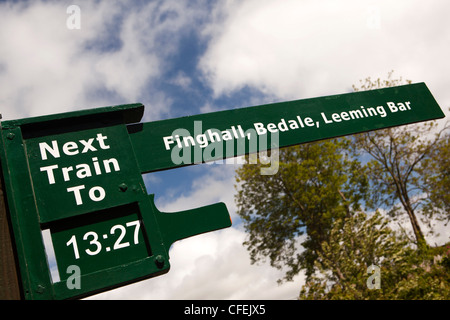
[27,122,144,223]
[0,105,230,299]
[50,204,148,282]
[129,82,445,173]
[0,82,444,299]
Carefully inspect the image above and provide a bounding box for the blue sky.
[1,0,449,299]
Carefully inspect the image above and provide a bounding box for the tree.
[235,72,449,298]
[351,72,449,250]
[235,138,368,280]
[419,134,450,221]
[299,211,411,299]
[299,211,450,300]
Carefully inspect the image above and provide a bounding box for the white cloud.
[88,225,303,300]
[156,164,239,221]
[0,0,208,120]
[199,0,450,109]
[169,71,192,90]
[0,1,90,118]
[89,164,304,300]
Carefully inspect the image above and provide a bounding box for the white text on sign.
[38,133,121,206]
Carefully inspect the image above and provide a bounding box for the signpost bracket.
[1,103,144,130]
[148,194,232,251]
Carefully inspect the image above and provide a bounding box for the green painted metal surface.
[51,204,150,283]
[0,104,231,299]
[0,83,444,299]
[128,83,444,173]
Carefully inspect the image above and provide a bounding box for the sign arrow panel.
[128,82,445,174]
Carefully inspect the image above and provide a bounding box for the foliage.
[351,72,449,249]
[235,138,368,280]
[420,134,450,219]
[299,211,450,300]
[234,71,450,299]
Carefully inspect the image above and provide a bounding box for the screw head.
[155,255,165,268]
[36,285,45,294]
